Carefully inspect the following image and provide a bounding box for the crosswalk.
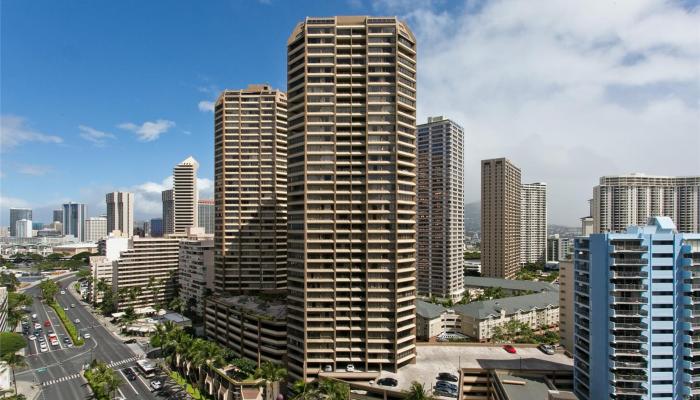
[107,356,141,368]
[42,373,81,386]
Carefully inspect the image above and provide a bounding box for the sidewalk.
[16,374,42,400]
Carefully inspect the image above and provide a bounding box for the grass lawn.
[169,370,212,400]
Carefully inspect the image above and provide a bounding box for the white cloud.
[0,115,63,151]
[118,119,175,142]
[79,125,115,146]
[0,195,30,210]
[123,175,214,217]
[198,101,215,112]
[382,0,700,225]
[17,164,52,176]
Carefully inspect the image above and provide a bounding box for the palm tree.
[95,278,109,305]
[146,276,157,307]
[254,361,287,400]
[404,381,434,400]
[291,379,320,400]
[169,296,185,314]
[318,379,350,400]
[103,368,123,399]
[2,352,27,395]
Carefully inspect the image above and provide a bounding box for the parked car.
[376,377,398,387]
[436,381,457,391]
[39,343,48,353]
[123,338,137,344]
[323,365,332,372]
[33,323,41,330]
[434,388,458,398]
[150,380,162,390]
[538,344,555,355]
[28,335,36,341]
[83,333,91,339]
[503,345,517,354]
[438,372,459,382]
[346,364,355,372]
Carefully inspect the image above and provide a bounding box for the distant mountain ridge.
[463,201,580,235]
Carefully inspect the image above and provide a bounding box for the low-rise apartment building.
[416,301,460,341]
[463,276,558,298]
[205,295,287,365]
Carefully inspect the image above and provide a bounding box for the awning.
[135,306,156,315]
[111,312,125,318]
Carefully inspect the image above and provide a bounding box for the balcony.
[611,335,646,343]
[610,348,646,357]
[610,258,647,266]
[610,284,647,292]
[611,296,647,304]
[611,361,647,369]
[610,322,645,330]
[610,270,647,279]
[611,385,647,395]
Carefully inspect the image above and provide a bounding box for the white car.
[63,307,69,311]
[31,313,37,319]
[150,380,162,390]
[83,333,91,339]
[39,343,48,353]
[60,290,65,295]
[74,319,80,324]
[28,335,36,341]
[34,323,41,330]
[346,364,355,372]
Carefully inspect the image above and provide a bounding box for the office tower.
[520,182,547,265]
[62,202,87,241]
[213,85,287,294]
[106,192,134,237]
[557,260,574,354]
[142,220,151,237]
[547,234,563,262]
[173,156,199,234]
[150,218,163,237]
[481,158,521,279]
[286,16,417,381]
[416,116,464,301]
[179,227,214,317]
[15,219,33,238]
[592,174,700,233]
[573,216,699,400]
[53,209,63,223]
[197,199,214,235]
[85,216,108,242]
[162,189,174,235]
[9,208,32,237]
[91,234,129,303]
[112,236,181,311]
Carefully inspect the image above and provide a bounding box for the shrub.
[49,301,85,346]
[0,332,27,357]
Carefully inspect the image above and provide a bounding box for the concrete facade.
[9,208,32,237]
[173,157,199,234]
[85,216,107,242]
[197,199,215,235]
[481,158,521,279]
[417,116,465,301]
[179,229,214,317]
[162,189,174,235]
[62,202,87,241]
[106,192,134,237]
[15,219,32,238]
[558,260,574,354]
[286,16,418,380]
[520,183,547,265]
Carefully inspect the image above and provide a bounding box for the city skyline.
[3,0,698,227]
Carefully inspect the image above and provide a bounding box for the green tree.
[291,379,320,400]
[255,361,287,400]
[319,379,350,400]
[0,272,20,292]
[46,253,63,261]
[404,382,434,400]
[2,351,27,396]
[76,268,92,280]
[0,333,28,357]
[169,296,185,314]
[39,279,59,300]
[7,292,33,327]
[146,276,158,308]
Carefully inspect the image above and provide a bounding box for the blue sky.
[2,0,698,226]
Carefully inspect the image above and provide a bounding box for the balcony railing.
[611,322,645,330]
[611,284,647,291]
[611,361,647,369]
[610,271,648,278]
[611,296,647,304]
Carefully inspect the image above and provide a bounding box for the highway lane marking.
[119,368,141,396]
[41,372,81,386]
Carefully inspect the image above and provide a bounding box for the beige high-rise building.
[481,158,521,279]
[286,16,418,381]
[85,216,107,242]
[179,227,214,317]
[106,192,134,237]
[213,85,287,294]
[592,173,700,233]
[173,157,199,234]
[112,236,181,311]
[520,182,547,265]
[417,116,465,301]
[558,260,574,354]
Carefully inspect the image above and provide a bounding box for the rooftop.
[463,276,558,293]
[210,295,286,320]
[416,300,447,319]
[452,291,559,320]
[372,344,573,394]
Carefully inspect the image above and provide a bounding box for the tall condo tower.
[106,191,134,237]
[9,208,32,237]
[162,189,174,235]
[481,158,521,279]
[416,116,465,301]
[573,217,700,400]
[197,199,215,235]
[52,209,63,223]
[62,202,87,241]
[212,85,288,294]
[286,16,418,381]
[520,182,547,265]
[173,157,199,234]
[593,174,700,233]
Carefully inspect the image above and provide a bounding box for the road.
[17,274,160,400]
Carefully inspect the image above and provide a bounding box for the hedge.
[48,301,85,346]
